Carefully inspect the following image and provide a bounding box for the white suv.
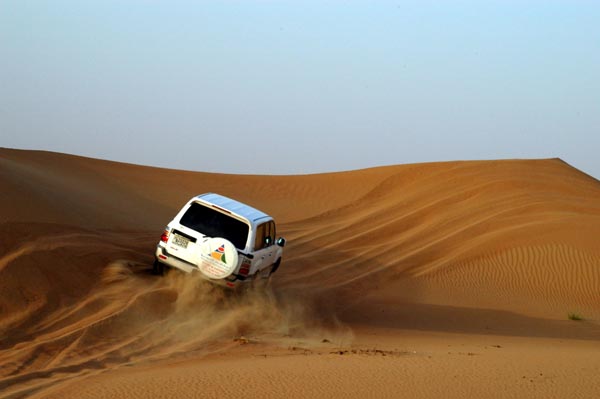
[154,193,285,288]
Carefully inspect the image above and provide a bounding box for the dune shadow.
[276,241,600,342]
[340,301,600,341]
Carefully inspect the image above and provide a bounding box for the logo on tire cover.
[210,244,227,264]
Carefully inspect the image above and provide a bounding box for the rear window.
[179,202,249,250]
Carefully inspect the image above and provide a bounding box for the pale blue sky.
[1,1,599,177]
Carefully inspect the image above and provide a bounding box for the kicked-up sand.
[1,148,600,398]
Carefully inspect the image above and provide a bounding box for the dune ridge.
[1,148,600,398]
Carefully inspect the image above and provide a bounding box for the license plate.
[172,234,190,248]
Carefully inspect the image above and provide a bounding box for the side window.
[266,221,275,247]
[254,223,267,251]
[254,221,276,251]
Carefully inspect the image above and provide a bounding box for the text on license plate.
[172,234,190,248]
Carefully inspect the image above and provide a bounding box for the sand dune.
[1,148,600,398]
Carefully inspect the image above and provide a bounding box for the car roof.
[195,193,271,223]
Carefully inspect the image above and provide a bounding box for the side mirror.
[276,237,286,247]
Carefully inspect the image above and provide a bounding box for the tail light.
[239,258,251,276]
[160,228,170,243]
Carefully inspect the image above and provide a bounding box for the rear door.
[168,201,251,266]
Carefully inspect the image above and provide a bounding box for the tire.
[270,258,282,275]
[153,259,165,276]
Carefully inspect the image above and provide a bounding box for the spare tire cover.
[197,237,239,279]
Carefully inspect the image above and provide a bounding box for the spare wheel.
[196,237,239,279]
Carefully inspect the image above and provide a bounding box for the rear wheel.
[153,259,165,276]
[270,258,281,275]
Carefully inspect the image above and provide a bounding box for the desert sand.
[1,148,600,398]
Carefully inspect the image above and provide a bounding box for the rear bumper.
[155,244,243,289]
[155,244,198,273]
